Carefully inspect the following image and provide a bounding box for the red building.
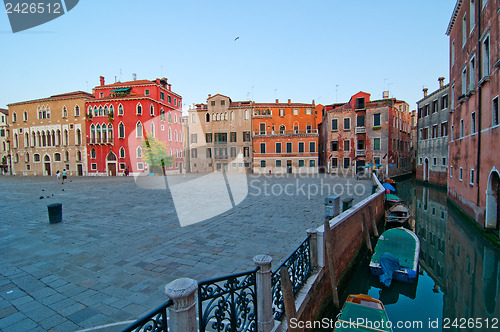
[85,76,183,176]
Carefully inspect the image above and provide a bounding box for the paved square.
[0,174,372,331]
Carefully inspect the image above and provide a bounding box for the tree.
[141,134,173,174]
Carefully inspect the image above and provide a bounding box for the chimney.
[168,84,171,91]
[156,78,160,85]
[133,73,137,81]
[438,77,445,88]
[276,99,279,104]
[383,91,389,99]
[423,88,428,97]
[312,99,315,106]
[99,76,105,86]
[288,99,291,105]
[208,94,211,98]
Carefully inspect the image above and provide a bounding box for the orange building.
[252,99,319,174]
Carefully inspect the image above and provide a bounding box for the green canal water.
[324,177,500,331]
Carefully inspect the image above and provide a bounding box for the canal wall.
[276,173,386,329]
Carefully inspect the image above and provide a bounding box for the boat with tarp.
[334,294,392,331]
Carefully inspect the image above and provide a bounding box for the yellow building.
[8,91,94,176]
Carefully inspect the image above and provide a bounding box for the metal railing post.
[164,278,198,332]
[253,254,274,332]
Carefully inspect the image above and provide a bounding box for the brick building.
[85,76,183,176]
[7,91,93,176]
[252,99,319,174]
[0,108,9,174]
[416,78,450,186]
[446,0,499,229]
[320,92,412,177]
[187,94,253,173]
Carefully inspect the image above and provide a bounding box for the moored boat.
[385,203,411,227]
[334,294,392,331]
[369,228,420,286]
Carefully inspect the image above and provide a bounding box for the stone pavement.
[0,173,372,331]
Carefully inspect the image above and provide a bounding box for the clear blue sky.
[0,0,456,112]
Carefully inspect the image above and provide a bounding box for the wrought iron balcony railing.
[355,126,366,134]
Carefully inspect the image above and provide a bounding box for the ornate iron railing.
[271,236,311,320]
[120,299,173,332]
[198,268,258,332]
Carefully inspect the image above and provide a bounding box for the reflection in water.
[332,178,500,331]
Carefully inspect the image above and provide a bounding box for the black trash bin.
[47,203,62,223]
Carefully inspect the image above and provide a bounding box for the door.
[77,164,83,176]
[106,152,117,176]
[43,155,51,176]
[287,160,292,174]
[107,163,116,176]
[356,160,365,174]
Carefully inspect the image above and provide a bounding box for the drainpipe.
[476,0,482,208]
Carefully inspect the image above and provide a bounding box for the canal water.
[326,177,500,331]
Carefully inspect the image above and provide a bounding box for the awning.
[110,88,131,92]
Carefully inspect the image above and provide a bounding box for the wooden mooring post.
[323,219,340,310]
[280,266,298,332]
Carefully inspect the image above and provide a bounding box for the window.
[279,109,285,116]
[150,104,154,116]
[191,134,197,143]
[230,147,237,158]
[442,157,447,166]
[483,35,490,76]
[119,147,125,159]
[450,166,453,177]
[331,158,338,168]
[90,148,96,159]
[276,142,282,153]
[243,131,250,142]
[451,84,455,109]
[136,103,142,115]
[260,160,266,167]
[373,113,381,127]
[298,142,304,153]
[459,167,463,181]
[136,122,143,138]
[276,160,282,167]
[452,40,455,67]
[343,157,350,168]
[343,140,350,151]
[245,110,249,120]
[91,163,97,170]
[160,92,165,100]
[286,142,292,153]
[470,169,475,185]
[292,109,299,115]
[331,118,338,131]
[260,143,266,153]
[460,119,464,137]
[207,148,212,158]
[230,132,237,142]
[331,140,339,152]
[432,125,438,138]
[470,55,476,88]
[243,147,249,157]
[343,118,351,130]
[374,157,381,166]
[442,95,449,110]
[433,158,437,166]
[373,138,381,150]
[471,112,476,133]
[356,115,365,127]
[210,101,215,106]
[470,0,475,33]
[309,142,316,153]
[441,122,448,136]
[23,110,28,121]
[432,100,438,113]
[118,104,124,116]
[297,160,304,167]
[493,97,499,126]
[205,133,213,143]
[355,97,365,109]
[451,125,454,140]
[230,111,234,121]
[137,163,144,170]
[215,133,227,142]
[462,14,467,47]
[62,106,68,118]
[357,139,365,150]
[462,67,468,95]
[118,122,125,138]
[12,112,16,122]
[119,163,126,170]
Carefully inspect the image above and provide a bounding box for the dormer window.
[355,97,365,109]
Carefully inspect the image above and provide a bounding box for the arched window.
[46,106,51,118]
[37,132,41,147]
[62,106,68,118]
[76,151,82,162]
[137,146,142,159]
[33,153,40,162]
[12,112,17,122]
[104,106,108,116]
[93,106,98,117]
[24,132,29,147]
[23,110,28,121]
[54,152,61,161]
[206,113,210,122]
[109,105,114,117]
[99,106,104,116]
[224,112,228,121]
[102,124,107,142]
[75,105,80,117]
[168,111,172,123]
[90,124,96,142]
[87,106,92,117]
[90,148,96,159]
[136,122,143,138]
[64,150,69,162]
[279,125,286,134]
[150,123,155,138]
[150,104,154,116]
[25,152,29,163]
[230,111,234,121]
[245,109,249,120]
[108,124,113,143]
[14,153,19,163]
[96,124,101,142]
[118,122,125,138]
[168,128,172,141]
[136,103,142,115]
[174,114,177,123]
[160,109,165,122]
[51,131,55,146]
[119,147,125,159]
[56,130,61,146]
[76,129,81,146]
[31,132,36,147]
[46,131,51,146]
[118,104,123,116]
[174,130,177,142]
[3,141,6,151]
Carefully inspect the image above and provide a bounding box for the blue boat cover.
[379,253,400,287]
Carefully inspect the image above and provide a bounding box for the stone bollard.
[253,255,274,332]
[164,278,198,332]
[306,229,318,269]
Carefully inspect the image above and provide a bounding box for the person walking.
[56,170,61,183]
[61,169,67,184]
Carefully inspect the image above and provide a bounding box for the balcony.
[355,149,365,157]
[253,129,318,137]
[355,126,366,134]
[87,138,114,145]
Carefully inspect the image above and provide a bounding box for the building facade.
[320,92,412,178]
[85,77,183,176]
[0,108,9,174]
[7,91,93,176]
[416,78,450,186]
[252,99,318,174]
[446,0,499,229]
[187,94,253,173]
